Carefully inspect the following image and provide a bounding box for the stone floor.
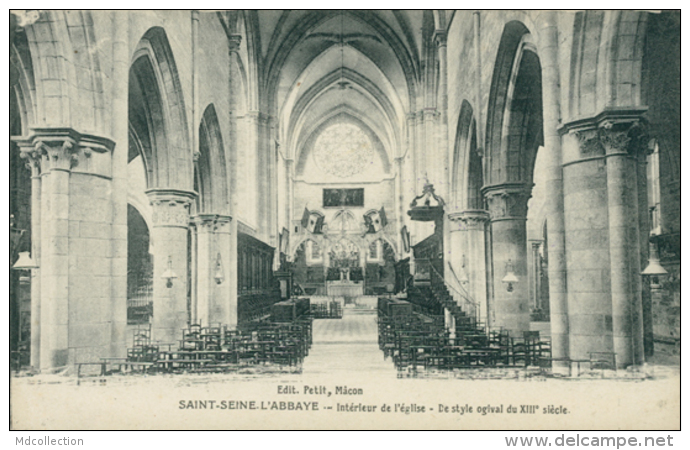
[302,310,394,378]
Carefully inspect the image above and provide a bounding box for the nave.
[303,309,393,377]
[9,10,680,378]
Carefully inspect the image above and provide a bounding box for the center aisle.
[301,309,395,377]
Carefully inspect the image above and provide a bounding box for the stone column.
[463,211,490,325]
[447,212,469,309]
[40,140,71,370]
[192,215,210,326]
[448,211,490,323]
[405,113,420,255]
[560,125,613,361]
[422,109,439,186]
[483,184,531,335]
[17,129,116,370]
[529,240,543,314]
[472,12,484,160]
[560,110,647,366]
[287,159,295,232]
[539,9,569,370]
[394,156,404,252]
[434,29,450,200]
[189,223,198,324]
[414,111,426,192]
[109,10,129,359]
[269,119,279,249]
[223,33,241,328]
[226,33,241,221]
[600,120,645,368]
[191,214,233,327]
[146,189,196,346]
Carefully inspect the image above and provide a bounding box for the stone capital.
[146,188,197,228]
[245,110,273,125]
[433,29,447,47]
[481,183,532,222]
[529,239,544,250]
[227,34,242,53]
[421,108,440,120]
[191,213,232,233]
[560,108,650,159]
[15,141,42,176]
[598,121,650,157]
[572,128,605,157]
[12,128,115,177]
[448,209,490,230]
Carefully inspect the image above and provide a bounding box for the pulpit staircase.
[426,264,485,339]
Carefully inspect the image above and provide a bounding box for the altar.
[326,280,364,299]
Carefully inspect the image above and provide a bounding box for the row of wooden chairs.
[124,315,314,373]
[378,306,553,372]
[310,302,343,319]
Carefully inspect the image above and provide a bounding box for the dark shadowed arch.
[452,100,483,210]
[197,105,229,214]
[129,27,192,190]
[484,21,543,187]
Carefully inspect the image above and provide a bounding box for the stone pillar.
[16,129,116,370]
[560,110,648,366]
[246,111,274,242]
[414,112,425,194]
[245,111,262,234]
[189,223,198,324]
[269,120,279,248]
[226,217,238,328]
[146,189,196,346]
[447,212,468,306]
[483,184,531,335]
[192,215,210,326]
[40,141,71,369]
[405,113,420,252]
[287,159,295,232]
[463,211,490,325]
[448,211,490,324]
[539,9,569,370]
[109,10,129,359]
[472,12,484,160]
[226,33,241,223]
[434,29,450,200]
[600,121,645,368]
[422,109,439,186]
[529,240,543,314]
[394,156,404,252]
[191,10,200,162]
[258,113,269,241]
[192,214,233,327]
[560,126,613,361]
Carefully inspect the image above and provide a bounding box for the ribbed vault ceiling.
[255,10,427,168]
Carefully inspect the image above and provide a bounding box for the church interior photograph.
[9,9,680,381]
